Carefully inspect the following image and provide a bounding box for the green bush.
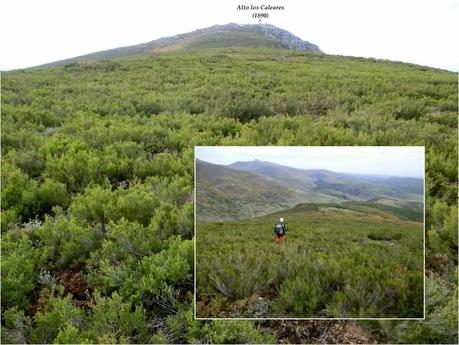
[32,288,87,344]
[138,237,193,296]
[90,292,149,344]
[379,276,458,344]
[1,306,33,344]
[221,98,273,122]
[203,320,276,343]
[36,214,100,266]
[36,178,71,215]
[134,97,162,115]
[1,233,39,310]
[1,162,38,220]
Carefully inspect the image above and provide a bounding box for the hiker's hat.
[280,217,284,223]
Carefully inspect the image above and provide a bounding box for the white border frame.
[193,146,426,321]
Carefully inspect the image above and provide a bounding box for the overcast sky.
[195,146,425,178]
[1,0,458,71]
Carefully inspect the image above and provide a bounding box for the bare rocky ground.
[264,320,376,344]
[199,292,377,343]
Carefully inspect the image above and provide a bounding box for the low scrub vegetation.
[197,203,424,318]
[1,48,457,343]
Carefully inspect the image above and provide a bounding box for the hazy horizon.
[195,146,425,178]
[197,157,424,180]
[1,0,458,71]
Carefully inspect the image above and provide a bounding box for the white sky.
[195,146,425,178]
[1,0,458,71]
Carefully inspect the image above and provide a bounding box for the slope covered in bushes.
[197,202,424,318]
[1,48,457,343]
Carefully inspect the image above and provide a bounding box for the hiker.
[274,217,286,244]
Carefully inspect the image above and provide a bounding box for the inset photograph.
[195,146,424,319]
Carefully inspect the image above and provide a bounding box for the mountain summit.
[39,23,322,67]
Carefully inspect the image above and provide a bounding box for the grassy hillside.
[37,24,321,67]
[1,46,457,343]
[153,31,284,52]
[196,202,424,318]
[196,159,309,222]
[368,197,424,220]
[340,201,422,222]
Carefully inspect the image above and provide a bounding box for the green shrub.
[394,98,426,120]
[221,98,273,122]
[206,252,279,299]
[138,237,193,296]
[1,162,38,220]
[275,275,326,315]
[1,234,38,310]
[204,320,276,343]
[379,276,458,344]
[1,306,33,344]
[32,289,87,344]
[90,292,149,344]
[36,178,71,215]
[36,214,100,266]
[134,97,162,115]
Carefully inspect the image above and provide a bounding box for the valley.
[196,158,423,222]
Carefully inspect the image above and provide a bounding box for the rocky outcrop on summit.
[185,23,323,53]
[38,23,322,67]
[257,24,322,52]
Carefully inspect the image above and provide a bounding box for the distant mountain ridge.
[37,23,323,67]
[196,159,423,222]
[230,159,423,200]
[196,159,311,222]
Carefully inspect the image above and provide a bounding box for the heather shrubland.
[196,203,424,318]
[1,48,457,343]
